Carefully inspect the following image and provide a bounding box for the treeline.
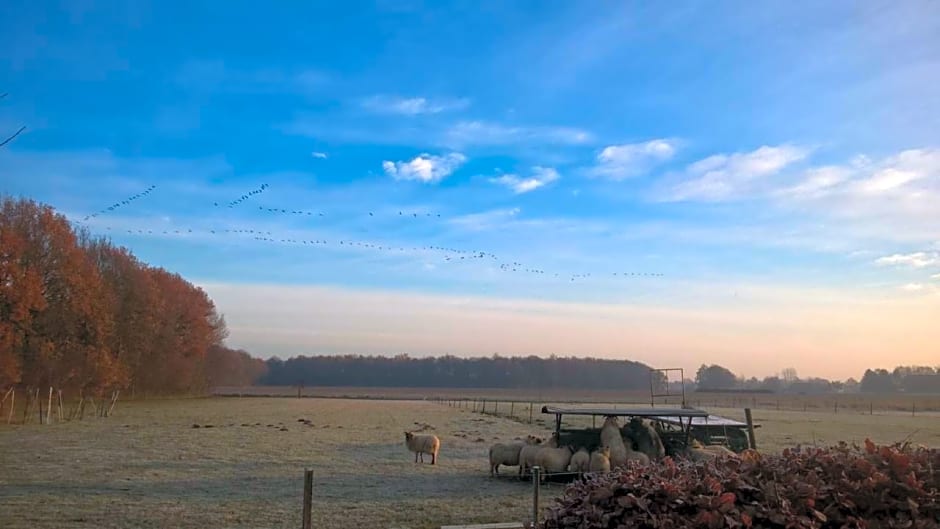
[694,364,940,395]
[0,196,264,396]
[860,366,940,394]
[261,354,656,389]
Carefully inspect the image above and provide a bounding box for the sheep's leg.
[415,452,419,463]
[431,452,436,465]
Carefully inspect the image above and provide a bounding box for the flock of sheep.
[403,415,737,478]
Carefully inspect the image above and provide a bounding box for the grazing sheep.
[489,435,542,476]
[567,447,590,473]
[600,416,629,468]
[589,446,611,473]
[519,432,558,477]
[623,417,666,461]
[535,445,575,481]
[404,431,440,464]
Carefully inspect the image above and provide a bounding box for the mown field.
[1,395,938,529]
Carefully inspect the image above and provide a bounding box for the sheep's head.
[603,416,620,428]
[597,446,610,457]
[404,432,413,441]
[525,435,542,445]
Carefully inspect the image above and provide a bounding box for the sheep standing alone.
[589,446,611,473]
[567,447,590,473]
[404,431,440,464]
[488,435,542,476]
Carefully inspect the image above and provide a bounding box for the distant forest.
[261,355,658,390]
[0,197,264,396]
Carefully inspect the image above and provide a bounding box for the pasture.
[1,396,938,529]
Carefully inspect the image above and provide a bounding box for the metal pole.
[532,466,541,527]
[302,469,313,529]
[744,408,757,449]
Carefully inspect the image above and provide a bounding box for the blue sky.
[2,1,939,378]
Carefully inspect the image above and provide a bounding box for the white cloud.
[667,145,810,201]
[901,283,925,292]
[489,166,560,194]
[361,95,470,115]
[590,139,676,180]
[449,207,521,231]
[381,152,467,183]
[875,252,940,269]
[445,120,593,147]
[311,152,328,159]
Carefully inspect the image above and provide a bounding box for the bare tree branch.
[1,126,26,148]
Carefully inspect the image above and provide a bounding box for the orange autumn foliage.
[0,196,249,396]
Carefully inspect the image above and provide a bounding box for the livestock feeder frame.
[535,405,757,481]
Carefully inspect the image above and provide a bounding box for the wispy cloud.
[361,95,470,115]
[590,139,677,180]
[489,166,560,194]
[382,152,467,183]
[875,252,940,269]
[311,151,328,159]
[665,144,810,201]
[449,207,521,231]
[444,120,593,148]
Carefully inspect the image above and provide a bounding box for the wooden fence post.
[302,469,313,529]
[529,403,534,424]
[744,408,757,449]
[494,400,498,416]
[482,400,486,414]
[532,466,541,527]
[7,388,14,424]
[510,401,514,418]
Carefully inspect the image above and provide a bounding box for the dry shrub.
[543,440,939,528]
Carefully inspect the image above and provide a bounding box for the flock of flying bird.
[77,184,665,282]
[81,184,157,222]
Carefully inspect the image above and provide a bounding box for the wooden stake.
[47,387,54,425]
[107,390,120,417]
[58,390,64,422]
[744,408,757,450]
[301,469,313,529]
[7,388,14,424]
[38,389,44,425]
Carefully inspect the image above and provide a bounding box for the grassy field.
[1,396,938,529]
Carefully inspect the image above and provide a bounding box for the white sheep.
[488,435,542,476]
[519,432,558,477]
[404,431,440,464]
[600,416,628,468]
[567,447,590,473]
[535,445,574,481]
[589,446,611,473]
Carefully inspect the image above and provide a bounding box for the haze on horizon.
[2,1,938,382]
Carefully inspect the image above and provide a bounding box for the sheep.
[489,435,542,476]
[567,447,590,473]
[623,417,666,460]
[600,416,629,468]
[685,439,737,461]
[535,445,575,481]
[589,446,611,473]
[404,431,440,464]
[519,432,558,477]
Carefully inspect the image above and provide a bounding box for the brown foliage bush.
[543,439,939,529]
